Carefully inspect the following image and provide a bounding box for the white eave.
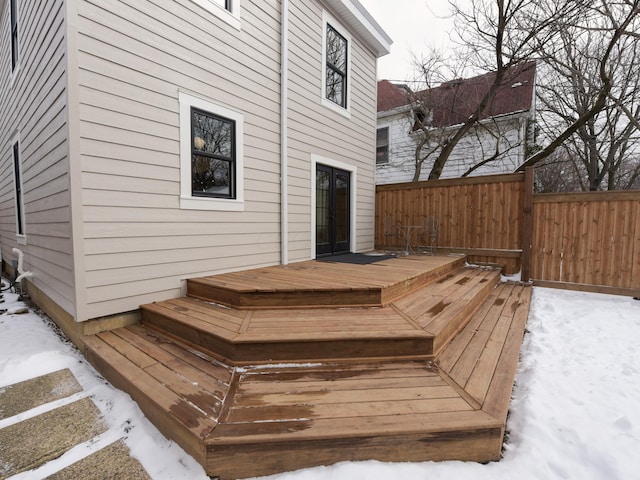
[323,0,392,57]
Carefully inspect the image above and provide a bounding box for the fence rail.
[375,173,640,296]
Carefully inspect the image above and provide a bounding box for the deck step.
[140,266,500,364]
[82,257,532,480]
[82,279,531,480]
[82,325,233,465]
[186,255,466,308]
[82,328,504,480]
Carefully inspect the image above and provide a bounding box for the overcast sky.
[358,0,459,82]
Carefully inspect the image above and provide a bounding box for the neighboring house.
[376,62,536,184]
[0,0,390,338]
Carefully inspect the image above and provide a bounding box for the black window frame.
[10,0,18,71]
[214,0,231,11]
[13,141,24,235]
[190,107,236,200]
[325,24,348,108]
[376,127,389,164]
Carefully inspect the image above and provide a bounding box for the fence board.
[531,192,640,294]
[376,174,640,296]
[375,174,525,273]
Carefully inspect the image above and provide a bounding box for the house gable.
[376,63,536,184]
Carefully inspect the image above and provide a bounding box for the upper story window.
[179,91,244,211]
[211,0,231,10]
[376,127,389,164]
[191,0,241,30]
[325,25,347,108]
[322,13,351,116]
[10,0,18,71]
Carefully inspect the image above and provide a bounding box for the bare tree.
[404,56,535,182]
[409,0,640,184]
[418,0,587,180]
[517,0,640,174]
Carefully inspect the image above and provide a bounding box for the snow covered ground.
[1,285,639,480]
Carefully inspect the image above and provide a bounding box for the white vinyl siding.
[286,2,377,261]
[0,0,74,316]
[76,0,282,318]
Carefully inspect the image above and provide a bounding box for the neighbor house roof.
[378,62,536,127]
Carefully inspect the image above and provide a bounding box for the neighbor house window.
[322,13,351,115]
[10,0,18,71]
[191,107,235,199]
[376,127,389,164]
[191,0,240,29]
[12,140,25,237]
[179,91,244,211]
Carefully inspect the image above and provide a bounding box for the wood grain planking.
[482,286,531,419]
[226,396,473,424]
[463,302,514,405]
[141,302,241,339]
[209,409,502,444]
[237,361,441,383]
[126,325,234,381]
[112,327,232,401]
[82,336,213,463]
[95,330,157,369]
[436,285,504,373]
[445,283,516,386]
[235,373,447,395]
[231,385,461,408]
[206,422,502,479]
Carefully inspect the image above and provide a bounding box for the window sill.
[321,97,351,119]
[190,0,241,30]
[180,196,245,212]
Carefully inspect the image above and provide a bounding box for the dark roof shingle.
[378,62,536,127]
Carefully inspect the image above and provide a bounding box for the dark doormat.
[316,253,395,265]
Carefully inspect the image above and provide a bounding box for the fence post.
[521,167,534,282]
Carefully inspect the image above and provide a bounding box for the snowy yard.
[1,286,639,480]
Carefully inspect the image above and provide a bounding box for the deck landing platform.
[82,256,531,479]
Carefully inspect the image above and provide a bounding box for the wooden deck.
[82,255,531,480]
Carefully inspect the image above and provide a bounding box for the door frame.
[311,154,357,259]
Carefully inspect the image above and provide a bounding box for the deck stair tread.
[187,255,466,308]
[82,257,532,480]
[140,266,501,363]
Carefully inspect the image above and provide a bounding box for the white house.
[376,63,536,184]
[0,0,391,342]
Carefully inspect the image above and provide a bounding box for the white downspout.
[12,248,33,283]
[280,0,289,265]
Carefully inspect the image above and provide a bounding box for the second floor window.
[211,0,231,11]
[376,128,389,164]
[10,0,18,70]
[325,24,348,108]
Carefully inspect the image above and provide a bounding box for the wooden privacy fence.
[375,173,527,274]
[375,172,640,297]
[531,191,640,297]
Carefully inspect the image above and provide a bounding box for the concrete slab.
[44,440,151,480]
[0,369,82,420]
[0,397,107,478]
